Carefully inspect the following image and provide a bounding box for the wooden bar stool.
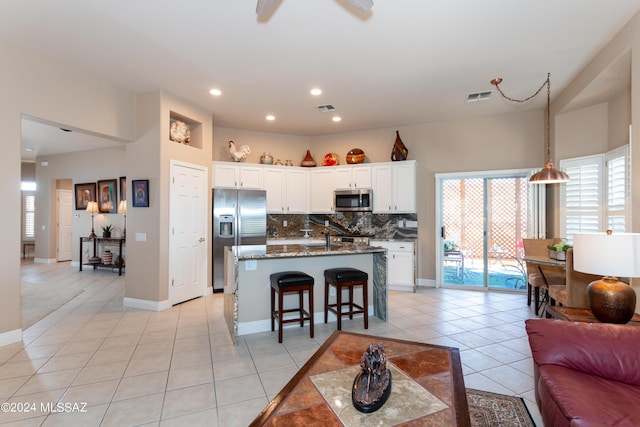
[324,268,368,330]
[270,271,314,343]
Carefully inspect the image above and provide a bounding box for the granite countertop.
[370,238,417,242]
[231,244,386,260]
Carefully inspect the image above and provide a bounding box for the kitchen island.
[223,243,387,343]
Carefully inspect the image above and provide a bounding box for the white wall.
[34,146,127,262]
[0,40,135,342]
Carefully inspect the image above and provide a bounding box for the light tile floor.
[0,262,543,426]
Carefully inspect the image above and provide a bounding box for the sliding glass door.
[437,171,533,290]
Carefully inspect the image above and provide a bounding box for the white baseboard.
[204,287,214,296]
[0,329,22,347]
[123,297,171,311]
[388,285,414,292]
[417,278,436,287]
[34,258,56,264]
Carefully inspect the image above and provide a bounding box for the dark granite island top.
[223,244,388,343]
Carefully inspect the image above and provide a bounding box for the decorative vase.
[391,130,408,161]
[300,150,316,167]
[587,278,636,324]
[114,255,124,268]
[102,250,113,265]
[346,148,365,164]
[260,152,274,165]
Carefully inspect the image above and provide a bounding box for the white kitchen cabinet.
[373,240,415,291]
[263,167,309,213]
[212,162,263,189]
[372,161,416,213]
[310,168,335,213]
[333,166,372,189]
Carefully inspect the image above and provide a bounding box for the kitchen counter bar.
[223,244,387,343]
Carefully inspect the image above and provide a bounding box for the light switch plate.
[245,260,257,270]
[135,233,147,242]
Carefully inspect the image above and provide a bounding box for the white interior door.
[169,161,208,305]
[57,189,73,261]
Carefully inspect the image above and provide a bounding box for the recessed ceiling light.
[332,116,342,122]
[310,88,322,96]
[25,147,34,152]
[209,88,222,96]
[265,115,276,121]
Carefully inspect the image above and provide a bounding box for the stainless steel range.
[330,235,370,246]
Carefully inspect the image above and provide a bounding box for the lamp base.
[587,277,636,324]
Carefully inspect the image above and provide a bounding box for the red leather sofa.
[526,319,640,427]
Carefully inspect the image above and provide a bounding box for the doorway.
[57,189,73,261]
[436,169,538,290]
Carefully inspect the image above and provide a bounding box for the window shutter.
[605,146,629,232]
[24,194,35,239]
[560,155,603,244]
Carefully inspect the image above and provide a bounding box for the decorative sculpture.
[170,120,191,144]
[391,130,408,161]
[228,140,251,162]
[352,343,392,413]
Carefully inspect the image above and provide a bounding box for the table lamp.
[118,200,127,239]
[573,231,640,324]
[86,201,99,238]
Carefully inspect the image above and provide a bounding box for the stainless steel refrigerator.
[212,188,267,292]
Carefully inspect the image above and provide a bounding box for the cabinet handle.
[199,237,205,242]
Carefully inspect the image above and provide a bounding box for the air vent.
[466,90,492,103]
[317,104,336,112]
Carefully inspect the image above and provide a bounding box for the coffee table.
[544,305,640,325]
[250,330,470,426]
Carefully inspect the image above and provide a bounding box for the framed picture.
[132,179,149,207]
[97,179,118,213]
[119,176,127,203]
[74,182,96,210]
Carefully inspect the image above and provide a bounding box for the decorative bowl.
[346,148,365,164]
[322,152,340,166]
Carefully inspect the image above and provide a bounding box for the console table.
[544,305,640,326]
[79,237,125,276]
[250,331,470,426]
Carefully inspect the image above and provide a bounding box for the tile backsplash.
[267,213,418,239]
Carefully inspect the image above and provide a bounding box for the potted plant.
[102,224,113,238]
[547,243,571,260]
[443,240,458,252]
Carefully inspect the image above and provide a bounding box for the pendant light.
[491,73,569,184]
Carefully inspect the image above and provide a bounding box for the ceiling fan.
[256,0,374,16]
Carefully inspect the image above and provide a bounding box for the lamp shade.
[573,232,640,278]
[86,201,99,214]
[118,200,127,214]
[528,161,570,184]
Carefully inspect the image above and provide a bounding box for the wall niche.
[169,110,202,150]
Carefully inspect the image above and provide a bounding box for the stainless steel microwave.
[334,189,373,212]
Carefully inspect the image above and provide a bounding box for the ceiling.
[5,0,640,161]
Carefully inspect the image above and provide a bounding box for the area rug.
[467,389,536,427]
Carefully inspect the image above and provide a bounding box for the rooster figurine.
[228,140,250,162]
